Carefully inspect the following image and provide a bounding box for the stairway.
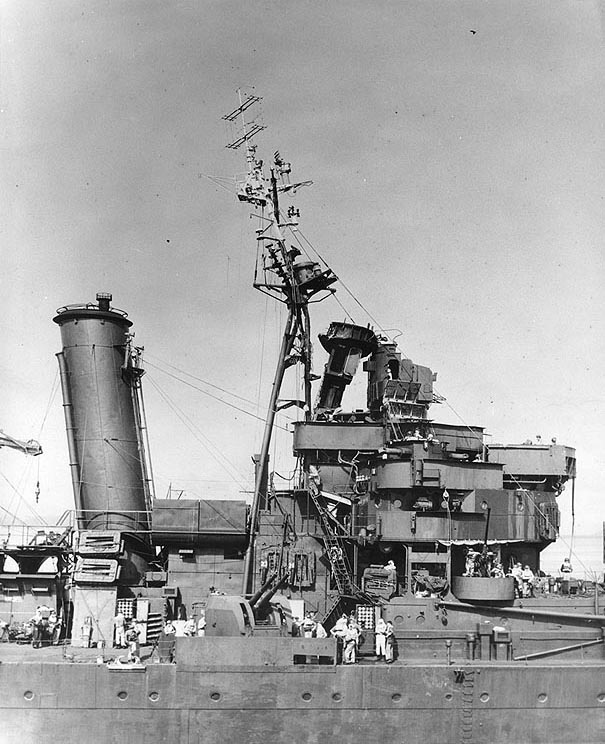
[307,481,364,599]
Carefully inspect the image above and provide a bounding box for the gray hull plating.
[2,662,604,744]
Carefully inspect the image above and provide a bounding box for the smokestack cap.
[96,292,112,311]
[54,293,131,327]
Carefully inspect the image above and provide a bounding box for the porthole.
[332,692,342,702]
[445,693,453,701]
[117,691,128,701]
[210,692,221,701]
[149,692,159,702]
[537,693,548,703]
[302,692,312,701]
[23,691,34,701]
[597,693,605,703]
[391,693,402,702]
[479,692,489,703]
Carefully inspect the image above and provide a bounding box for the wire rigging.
[145,361,291,433]
[0,469,48,527]
[36,370,60,440]
[145,354,253,406]
[146,374,250,492]
[294,227,392,338]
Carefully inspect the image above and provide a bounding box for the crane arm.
[0,430,42,456]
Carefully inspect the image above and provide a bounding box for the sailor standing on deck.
[521,565,535,597]
[184,617,197,636]
[314,618,327,639]
[330,613,348,638]
[301,613,316,638]
[464,549,478,577]
[375,616,387,659]
[113,610,126,648]
[30,607,43,649]
[384,559,397,582]
[510,562,523,597]
[330,613,349,664]
[125,621,140,663]
[197,611,206,637]
[384,620,395,663]
[560,557,573,594]
[343,619,360,664]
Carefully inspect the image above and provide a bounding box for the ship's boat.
[0,95,603,744]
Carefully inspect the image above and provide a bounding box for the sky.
[1,1,604,570]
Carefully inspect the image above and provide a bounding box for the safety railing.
[0,523,75,550]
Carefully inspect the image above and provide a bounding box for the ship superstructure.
[218,92,578,623]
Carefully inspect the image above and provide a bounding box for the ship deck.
[2,641,605,668]
[0,642,155,664]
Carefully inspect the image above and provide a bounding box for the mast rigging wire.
[0,502,28,525]
[36,370,60,440]
[145,355,255,406]
[0,469,47,526]
[294,228,393,336]
[145,361,291,433]
[146,375,250,491]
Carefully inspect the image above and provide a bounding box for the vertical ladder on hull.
[307,481,363,598]
[459,669,475,743]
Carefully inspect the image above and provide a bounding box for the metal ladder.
[459,669,475,743]
[307,481,363,598]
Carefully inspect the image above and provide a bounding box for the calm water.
[541,534,604,579]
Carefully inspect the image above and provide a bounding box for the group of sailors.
[330,612,362,664]
[115,608,206,645]
[464,546,503,579]
[293,612,328,639]
[509,563,537,598]
[374,616,395,663]
[464,549,577,598]
[162,610,206,638]
[0,605,61,647]
[113,606,207,663]
[112,610,143,661]
[328,612,395,664]
[0,606,65,648]
[30,605,60,647]
[464,548,538,597]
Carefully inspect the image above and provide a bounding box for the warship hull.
[3,660,605,744]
